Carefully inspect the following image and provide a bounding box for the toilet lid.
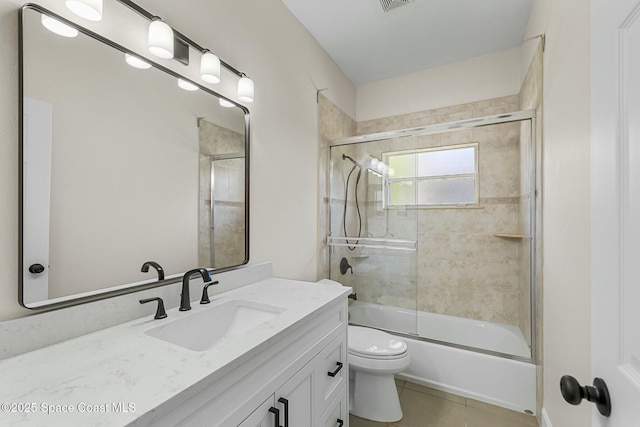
[348,326,408,358]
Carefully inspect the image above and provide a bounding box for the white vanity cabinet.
[238,360,314,427]
[0,277,351,427]
[238,334,347,427]
[157,297,349,427]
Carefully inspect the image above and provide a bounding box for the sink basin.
[144,299,286,351]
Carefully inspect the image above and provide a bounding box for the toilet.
[348,325,410,422]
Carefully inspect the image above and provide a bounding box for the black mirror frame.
[18,3,250,311]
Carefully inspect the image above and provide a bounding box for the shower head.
[342,154,362,168]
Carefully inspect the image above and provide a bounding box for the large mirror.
[19,4,249,309]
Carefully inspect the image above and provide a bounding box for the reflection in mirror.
[20,5,249,309]
[198,119,246,268]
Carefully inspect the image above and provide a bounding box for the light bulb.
[178,78,198,91]
[65,0,103,21]
[370,158,379,170]
[125,53,151,69]
[237,76,254,103]
[41,15,78,38]
[148,19,174,59]
[219,98,235,108]
[200,51,221,84]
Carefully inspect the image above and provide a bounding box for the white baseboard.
[541,408,552,427]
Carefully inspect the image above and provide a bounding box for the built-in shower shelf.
[328,236,417,251]
[493,233,527,239]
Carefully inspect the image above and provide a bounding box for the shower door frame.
[328,109,538,363]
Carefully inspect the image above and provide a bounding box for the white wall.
[356,47,522,122]
[0,0,355,320]
[524,0,592,426]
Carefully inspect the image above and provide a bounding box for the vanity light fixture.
[148,18,174,59]
[65,0,103,21]
[219,98,235,108]
[377,162,387,174]
[125,53,151,69]
[366,156,389,177]
[178,78,199,91]
[117,0,254,101]
[41,15,79,37]
[370,157,379,170]
[237,75,255,103]
[200,50,221,84]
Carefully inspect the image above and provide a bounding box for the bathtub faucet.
[340,257,353,275]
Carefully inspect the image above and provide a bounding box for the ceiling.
[281,0,533,85]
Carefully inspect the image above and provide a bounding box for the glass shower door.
[329,137,419,336]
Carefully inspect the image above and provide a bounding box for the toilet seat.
[348,326,408,359]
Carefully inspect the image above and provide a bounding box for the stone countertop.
[0,278,350,426]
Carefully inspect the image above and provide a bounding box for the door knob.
[560,375,611,417]
[28,263,45,274]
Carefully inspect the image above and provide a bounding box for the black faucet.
[139,297,168,319]
[200,281,220,304]
[141,261,165,281]
[180,268,211,311]
[340,257,353,275]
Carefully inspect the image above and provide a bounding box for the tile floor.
[349,380,538,427]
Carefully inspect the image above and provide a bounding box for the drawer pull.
[278,397,289,427]
[337,419,344,427]
[268,407,282,427]
[327,361,343,377]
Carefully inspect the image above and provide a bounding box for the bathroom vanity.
[0,277,350,426]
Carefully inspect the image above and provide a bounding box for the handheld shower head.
[342,154,361,168]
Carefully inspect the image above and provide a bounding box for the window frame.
[382,142,480,209]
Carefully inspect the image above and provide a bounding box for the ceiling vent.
[379,0,412,12]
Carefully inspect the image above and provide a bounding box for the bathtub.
[349,301,536,414]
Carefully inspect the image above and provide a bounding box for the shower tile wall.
[324,95,530,328]
[333,121,523,325]
[359,95,524,326]
[415,124,522,324]
[357,95,520,135]
[198,120,245,268]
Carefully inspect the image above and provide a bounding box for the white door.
[592,0,640,424]
[22,97,53,304]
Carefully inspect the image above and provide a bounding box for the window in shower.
[384,143,479,207]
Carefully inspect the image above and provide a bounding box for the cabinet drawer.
[315,333,347,415]
[237,395,280,427]
[319,386,348,427]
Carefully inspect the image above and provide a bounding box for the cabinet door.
[320,388,348,427]
[274,357,315,427]
[238,396,276,427]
